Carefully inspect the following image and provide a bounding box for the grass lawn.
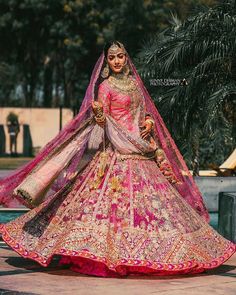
[0,157,33,170]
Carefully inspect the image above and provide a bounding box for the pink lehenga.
[0,52,235,277]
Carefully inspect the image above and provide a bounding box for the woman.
[0,41,235,277]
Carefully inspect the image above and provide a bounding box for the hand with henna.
[92,101,106,127]
[140,120,153,140]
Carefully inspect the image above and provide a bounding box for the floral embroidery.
[0,149,235,276]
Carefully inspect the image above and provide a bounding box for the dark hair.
[103,41,123,58]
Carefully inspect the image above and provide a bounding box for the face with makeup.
[106,46,127,74]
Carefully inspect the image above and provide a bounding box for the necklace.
[108,73,137,93]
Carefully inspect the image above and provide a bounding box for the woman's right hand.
[92,101,106,127]
[92,101,102,114]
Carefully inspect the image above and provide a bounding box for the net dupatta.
[128,56,209,222]
[0,54,104,208]
[0,52,209,223]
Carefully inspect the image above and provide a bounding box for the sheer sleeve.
[139,90,154,122]
[143,100,154,124]
[97,81,111,115]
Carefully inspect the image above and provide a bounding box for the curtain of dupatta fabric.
[0,52,235,277]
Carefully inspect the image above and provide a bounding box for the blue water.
[210,212,218,230]
[0,212,26,224]
[0,211,219,229]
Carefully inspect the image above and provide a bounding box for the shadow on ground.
[1,253,235,280]
[0,288,38,295]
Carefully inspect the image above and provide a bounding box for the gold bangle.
[97,112,104,118]
[92,102,103,117]
[95,114,106,123]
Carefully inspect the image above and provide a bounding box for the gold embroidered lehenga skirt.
[0,147,235,277]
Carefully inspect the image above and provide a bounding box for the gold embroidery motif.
[0,149,235,275]
[110,176,122,192]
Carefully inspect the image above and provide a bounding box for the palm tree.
[137,0,236,174]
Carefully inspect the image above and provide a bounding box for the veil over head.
[0,46,209,222]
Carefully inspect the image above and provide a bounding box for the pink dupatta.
[0,52,209,222]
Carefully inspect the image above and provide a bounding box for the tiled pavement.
[0,246,235,295]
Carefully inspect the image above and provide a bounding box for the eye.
[108,55,115,60]
[118,53,125,58]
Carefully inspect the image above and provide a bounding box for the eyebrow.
[108,52,125,57]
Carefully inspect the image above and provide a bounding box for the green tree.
[137,0,236,172]
[0,0,218,108]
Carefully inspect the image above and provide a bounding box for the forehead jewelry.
[108,42,126,55]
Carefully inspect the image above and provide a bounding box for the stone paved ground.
[0,246,235,295]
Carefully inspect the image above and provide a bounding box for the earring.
[123,64,130,76]
[101,63,110,78]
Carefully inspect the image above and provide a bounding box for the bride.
[0,41,235,277]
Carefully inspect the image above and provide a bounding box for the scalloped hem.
[0,224,235,277]
[58,256,206,277]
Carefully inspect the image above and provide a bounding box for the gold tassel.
[97,151,108,178]
[90,129,108,190]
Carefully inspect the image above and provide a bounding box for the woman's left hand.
[140,121,153,140]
